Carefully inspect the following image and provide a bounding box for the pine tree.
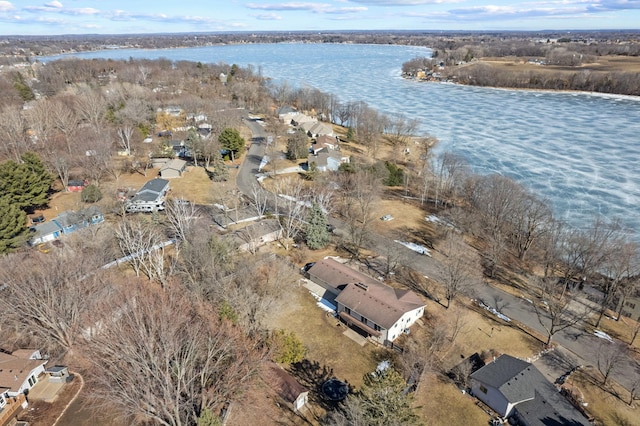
[0,196,29,254]
[0,153,53,212]
[208,150,229,182]
[305,203,330,250]
[335,368,420,426]
[218,128,245,162]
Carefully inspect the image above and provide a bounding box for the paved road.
[237,117,640,391]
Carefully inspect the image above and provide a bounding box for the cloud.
[44,1,62,8]
[0,1,15,12]
[246,2,367,14]
[253,12,283,20]
[349,0,459,4]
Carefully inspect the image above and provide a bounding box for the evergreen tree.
[218,128,245,162]
[333,368,420,426]
[305,203,330,250]
[0,153,53,212]
[286,130,309,160]
[208,150,229,182]
[384,161,404,186]
[81,184,102,203]
[0,196,29,254]
[197,408,222,426]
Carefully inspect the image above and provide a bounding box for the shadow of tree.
[289,359,348,415]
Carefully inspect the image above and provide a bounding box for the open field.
[481,55,640,73]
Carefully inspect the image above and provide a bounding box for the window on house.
[345,307,351,315]
[374,324,381,331]
[480,385,488,394]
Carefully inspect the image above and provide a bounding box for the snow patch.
[594,330,614,343]
[395,240,431,256]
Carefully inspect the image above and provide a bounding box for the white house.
[0,349,47,397]
[307,258,425,343]
[126,178,170,213]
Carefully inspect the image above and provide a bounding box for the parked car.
[29,214,45,225]
[380,214,394,221]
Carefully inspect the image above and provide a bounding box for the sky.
[0,0,639,36]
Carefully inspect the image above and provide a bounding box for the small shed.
[160,159,187,178]
[67,179,88,192]
[266,363,309,412]
[45,366,70,383]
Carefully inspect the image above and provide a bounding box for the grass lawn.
[571,367,640,426]
[416,373,490,426]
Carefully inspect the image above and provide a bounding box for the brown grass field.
[481,55,640,74]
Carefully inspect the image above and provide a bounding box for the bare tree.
[0,106,28,161]
[439,231,480,308]
[595,240,637,328]
[0,251,109,353]
[383,113,418,161]
[74,85,107,130]
[342,169,380,257]
[274,176,307,250]
[86,284,264,426]
[533,277,593,345]
[164,198,199,245]
[115,218,167,284]
[248,182,269,218]
[596,341,627,387]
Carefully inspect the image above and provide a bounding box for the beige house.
[160,159,187,179]
[306,258,425,343]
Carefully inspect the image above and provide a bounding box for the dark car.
[29,214,45,225]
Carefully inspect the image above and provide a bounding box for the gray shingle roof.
[471,355,590,426]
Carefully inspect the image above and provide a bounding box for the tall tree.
[0,195,28,254]
[218,127,245,162]
[286,129,309,160]
[0,152,53,212]
[87,285,264,426]
[305,203,330,250]
[330,367,420,426]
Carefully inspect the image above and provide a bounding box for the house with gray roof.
[307,258,425,343]
[126,178,170,213]
[470,354,590,426]
[29,206,104,245]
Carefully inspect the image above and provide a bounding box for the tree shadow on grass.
[289,359,350,415]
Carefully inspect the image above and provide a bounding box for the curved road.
[237,117,639,391]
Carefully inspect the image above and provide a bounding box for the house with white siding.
[306,258,425,343]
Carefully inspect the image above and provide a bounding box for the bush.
[271,329,306,364]
[384,161,404,186]
[81,184,102,203]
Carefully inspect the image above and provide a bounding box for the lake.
[42,43,640,237]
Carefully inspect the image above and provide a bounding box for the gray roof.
[471,355,590,426]
[140,178,170,193]
[32,220,62,237]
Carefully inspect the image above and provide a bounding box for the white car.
[380,215,394,221]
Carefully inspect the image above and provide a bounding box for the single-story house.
[160,159,187,179]
[470,354,590,426]
[305,122,334,138]
[230,219,282,252]
[312,135,339,154]
[265,363,309,412]
[307,258,425,343]
[67,179,88,192]
[291,114,317,127]
[29,206,104,245]
[0,349,47,397]
[126,178,170,213]
[308,150,350,172]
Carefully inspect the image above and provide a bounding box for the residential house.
[230,219,282,253]
[29,206,104,245]
[0,349,47,397]
[470,354,590,426]
[66,179,88,192]
[125,178,170,213]
[291,114,317,127]
[265,363,309,412]
[308,150,350,172]
[160,159,187,179]
[305,122,334,138]
[311,135,339,154]
[306,258,425,343]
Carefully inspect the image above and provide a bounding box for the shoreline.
[405,76,640,101]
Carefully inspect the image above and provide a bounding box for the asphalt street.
[237,116,639,391]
